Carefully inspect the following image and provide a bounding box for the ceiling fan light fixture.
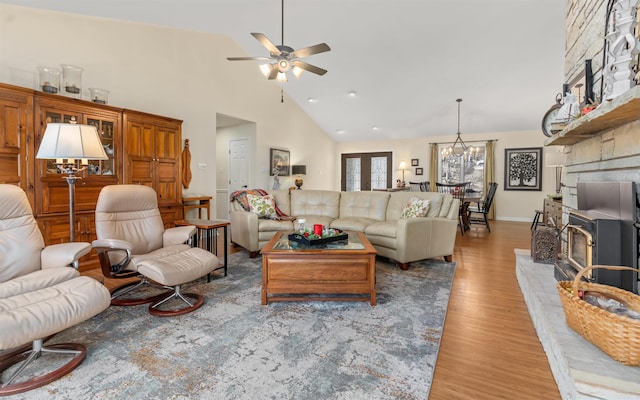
[292,66,304,78]
[227,0,330,89]
[278,59,290,72]
[259,64,273,77]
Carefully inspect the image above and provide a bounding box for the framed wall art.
[411,159,419,166]
[269,148,290,176]
[415,167,423,176]
[504,147,542,191]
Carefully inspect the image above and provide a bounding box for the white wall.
[0,4,336,219]
[0,4,553,222]
[337,130,555,221]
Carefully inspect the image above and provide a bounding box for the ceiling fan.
[227,0,331,81]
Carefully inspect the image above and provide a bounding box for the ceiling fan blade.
[293,61,327,76]
[267,64,279,80]
[227,57,272,61]
[251,33,281,55]
[290,43,331,59]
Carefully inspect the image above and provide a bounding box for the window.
[341,152,392,191]
[439,145,485,193]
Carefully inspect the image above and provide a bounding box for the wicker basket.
[556,264,640,366]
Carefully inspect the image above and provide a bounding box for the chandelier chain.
[442,98,479,163]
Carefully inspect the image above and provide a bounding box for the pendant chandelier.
[442,98,477,161]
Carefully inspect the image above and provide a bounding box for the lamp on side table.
[292,165,306,189]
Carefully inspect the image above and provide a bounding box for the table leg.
[461,201,471,231]
[223,226,228,276]
[191,230,199,248]
[206,228,213,252]
[206,226,229,282]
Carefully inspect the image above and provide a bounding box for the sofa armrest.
[40,242,92,269]
[229,210,260,252]
[394,217,458,262]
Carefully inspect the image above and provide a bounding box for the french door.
[341,152,392,191]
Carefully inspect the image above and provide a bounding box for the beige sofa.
[230,189,459,269]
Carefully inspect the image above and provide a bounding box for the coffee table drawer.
[266,258,370,282]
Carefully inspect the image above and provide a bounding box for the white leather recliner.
[92,185,219,317]
[0,184,111,396]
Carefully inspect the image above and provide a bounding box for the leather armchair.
[0,184,111,396]
[92,185,219,316]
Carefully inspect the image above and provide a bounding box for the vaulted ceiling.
[2,0,566,142]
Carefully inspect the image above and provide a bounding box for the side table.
[175,219,230,279]
[182,196,212,219]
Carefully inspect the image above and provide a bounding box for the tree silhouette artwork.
[505,148,541,190]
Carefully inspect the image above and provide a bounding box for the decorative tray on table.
[288,228,348,246]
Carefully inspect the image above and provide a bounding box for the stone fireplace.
[546,86,640,291]
[521,4,640,395]
[547,0,640,287]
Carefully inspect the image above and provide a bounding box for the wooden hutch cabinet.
[0,85,34,203]
[0,83,184,270]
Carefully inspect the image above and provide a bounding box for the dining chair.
[436,182,470,235]
[467,182,498,232]
[409,181,430,192]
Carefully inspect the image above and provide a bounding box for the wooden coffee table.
[260,231,377,306]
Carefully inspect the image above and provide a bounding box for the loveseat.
[230,189,460,269]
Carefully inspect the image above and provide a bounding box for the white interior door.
[229,138,250,193]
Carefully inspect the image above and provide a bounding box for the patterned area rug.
[8,252,455,400]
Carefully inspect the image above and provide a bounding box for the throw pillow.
[247,194,278,219]
[401,197,430,219]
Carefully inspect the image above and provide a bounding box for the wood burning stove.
[554,182,638,293]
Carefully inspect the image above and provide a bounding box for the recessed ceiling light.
[348,91,357,97]
[307,97,317,103]
[336,129,345,134]
[372,126,379,131]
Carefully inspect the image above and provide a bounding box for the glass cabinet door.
[42,109,82,175]
[86,117,115,177]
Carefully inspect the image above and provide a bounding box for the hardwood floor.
[84,220,560,398]
[429,220,560,399]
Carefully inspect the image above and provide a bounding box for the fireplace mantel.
[545,85,640,146]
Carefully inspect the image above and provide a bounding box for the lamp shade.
[36,123,108,160]
[545,147,564,167]
[292,165,307,175]
[398,161,407,170]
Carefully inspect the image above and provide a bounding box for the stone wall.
[565,0,607,89]
[559,0,640,219]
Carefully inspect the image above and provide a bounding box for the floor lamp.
[36,119,108,242]
[545,147,564,198]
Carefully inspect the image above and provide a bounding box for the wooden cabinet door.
[154,122,180,206]
[0,84,34,200]
[124,111,182,207]
[125,118,155,187]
